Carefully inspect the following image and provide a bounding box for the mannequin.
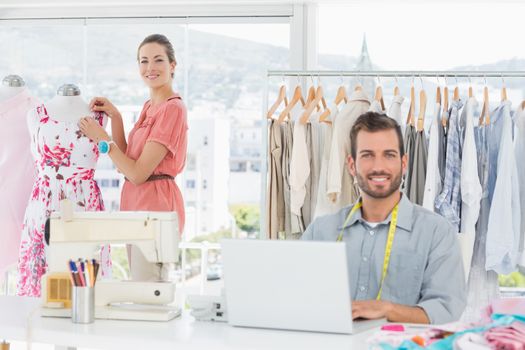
[0,75,26,101]
[0,74,39,284]
[16,84,110,297]
[44,84,91,122]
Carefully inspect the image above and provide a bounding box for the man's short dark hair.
[350,111,405,160]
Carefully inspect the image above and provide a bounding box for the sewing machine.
[41,200,181,321]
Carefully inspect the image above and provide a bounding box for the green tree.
[232,205,260,233]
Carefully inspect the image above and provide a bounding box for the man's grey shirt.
[301,194,467,324]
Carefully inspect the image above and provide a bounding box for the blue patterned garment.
[435,100,464,232]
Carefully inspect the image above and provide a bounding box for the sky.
[192,2,525,71]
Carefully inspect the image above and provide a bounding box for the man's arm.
[352,300,430,324]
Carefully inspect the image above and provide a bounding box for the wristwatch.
[98,139,116,155]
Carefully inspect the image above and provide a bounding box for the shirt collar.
[337,193,413,232]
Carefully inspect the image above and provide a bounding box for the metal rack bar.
[267,70,525,78]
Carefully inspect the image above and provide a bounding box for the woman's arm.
[89,97,128,153]
[79,117,168,185]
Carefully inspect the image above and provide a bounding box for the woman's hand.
[79,117,110,143]
[89,97,121,119]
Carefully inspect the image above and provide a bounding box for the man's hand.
[352,300,431,324]
[352,300,392,320]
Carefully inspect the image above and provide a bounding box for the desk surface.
[0,296,377,350]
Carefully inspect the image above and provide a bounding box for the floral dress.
[17,104,110,297]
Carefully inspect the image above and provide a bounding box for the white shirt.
[514,104,525,268]
[314,102,342,218]
[486,101,521,274]
[422,102,442,212]
[388,95,405,126]
[289,104,309,216]
[326,89,370,209]
[459,97,482,279]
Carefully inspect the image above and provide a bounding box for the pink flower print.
[42,142,72,170]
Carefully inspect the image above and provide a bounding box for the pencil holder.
[71,287,94,324]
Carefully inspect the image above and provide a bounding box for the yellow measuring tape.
[336,201,399,300]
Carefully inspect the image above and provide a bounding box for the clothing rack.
[267,70,525,78]
[260,70,525,238]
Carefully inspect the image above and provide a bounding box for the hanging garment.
[459,97,482,279]
[514,105,525,268]
[407,127,428,205]
[486,101,521,275]
[422,102,442,211]
[0,89,40,278]
[402,124,416,195]
[267,119,284,240]
[486,102,507,204]
[288,104,308,235]
[281,120,294,237]
[326,89,370,210]
[297,115,317,234]
[17,104,109,297]
[435,100,464,232]
[388,95,405,127]
[438,109,449,189]
[314,103,341,218]
[369,99,386,114]
[306,114,323,226]
[463,122,499,323]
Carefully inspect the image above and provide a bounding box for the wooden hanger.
[374,85,385,111]
[306,84,316,108]
[393,75,400,96]
[479,86,490,126]
[406,83,415,126]
[501,85,508,102]
[436,86,441,104]
[417,89,427,132]
[442,85,449,127]
[301,86,326,124]
[453,86,460,101]
[266,85,288,119]
[354,79,363,91]
[319,94,332,124]
[334,85,348,105]
[277,85,304,123]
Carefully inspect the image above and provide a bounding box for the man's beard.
[355,170,402,199]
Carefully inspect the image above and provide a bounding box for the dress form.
[0,75,26,102]
[45,84,90,123]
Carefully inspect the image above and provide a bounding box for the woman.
[80,34,187,280]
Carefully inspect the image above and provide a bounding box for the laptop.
[221,239,386,334]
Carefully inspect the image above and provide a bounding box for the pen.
[84,260,91,288]
[76,261,86,287]
[67,260,76,286]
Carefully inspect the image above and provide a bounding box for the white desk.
[0,296,376,350]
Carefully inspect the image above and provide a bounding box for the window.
[1,18,290,299]
[317,2,525,296]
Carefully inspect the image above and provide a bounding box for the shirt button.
[362,256,368,262]
[359,286,366,292]
[370,231,375,236]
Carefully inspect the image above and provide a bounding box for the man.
[301,112,466,324]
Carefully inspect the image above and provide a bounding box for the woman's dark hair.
[137,34,177,77]
[350,111,405,160]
